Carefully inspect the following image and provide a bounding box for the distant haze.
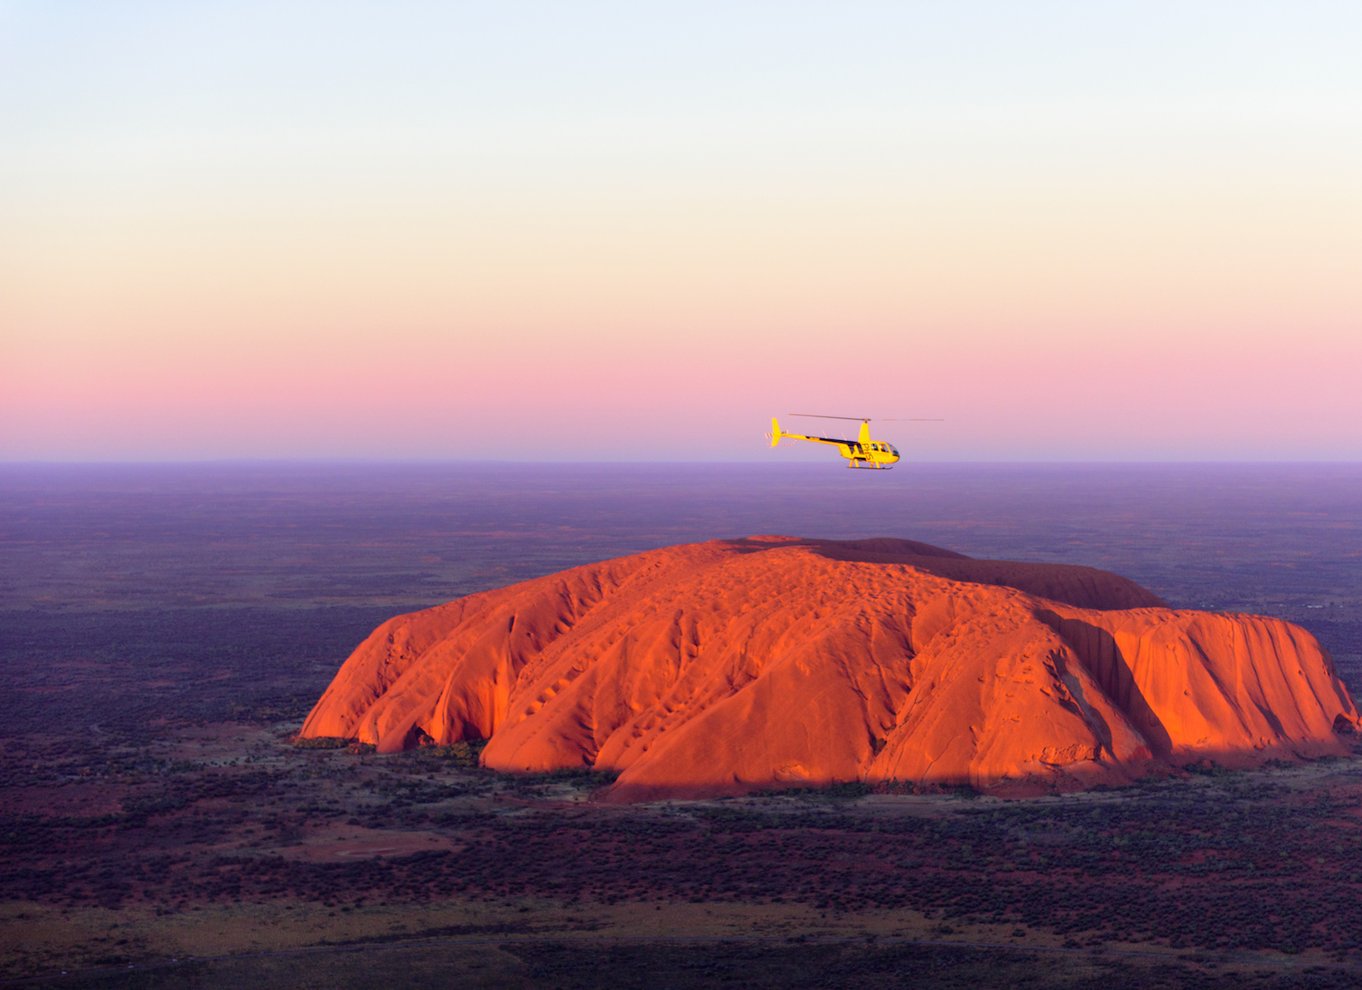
[3,2,1360,461]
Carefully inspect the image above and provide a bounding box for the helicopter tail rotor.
[767,417,782,447]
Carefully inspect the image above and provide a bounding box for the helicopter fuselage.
[768,417,900,469]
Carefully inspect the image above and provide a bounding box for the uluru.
[300,536,1359,799]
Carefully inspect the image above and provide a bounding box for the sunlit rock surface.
[300,537,1358,799]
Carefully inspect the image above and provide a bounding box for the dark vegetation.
[33,939,1362,990]
[3,462,1361,987]
[7,737,1362,953]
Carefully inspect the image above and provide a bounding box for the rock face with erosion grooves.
[300,536,1359,799]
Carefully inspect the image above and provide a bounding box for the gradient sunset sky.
[3,2,1359,461]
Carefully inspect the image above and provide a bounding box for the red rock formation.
[299,536,1358,799]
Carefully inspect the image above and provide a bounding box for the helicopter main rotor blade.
[787,413,944,422]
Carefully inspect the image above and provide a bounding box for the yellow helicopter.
[767,414,938,469]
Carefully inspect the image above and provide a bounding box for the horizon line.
[3,458,1361,468]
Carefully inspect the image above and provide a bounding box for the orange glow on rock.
[299,537,1359,798]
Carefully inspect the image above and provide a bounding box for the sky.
[2,1,1360,461]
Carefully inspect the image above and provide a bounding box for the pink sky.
[3,3,1360,461]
